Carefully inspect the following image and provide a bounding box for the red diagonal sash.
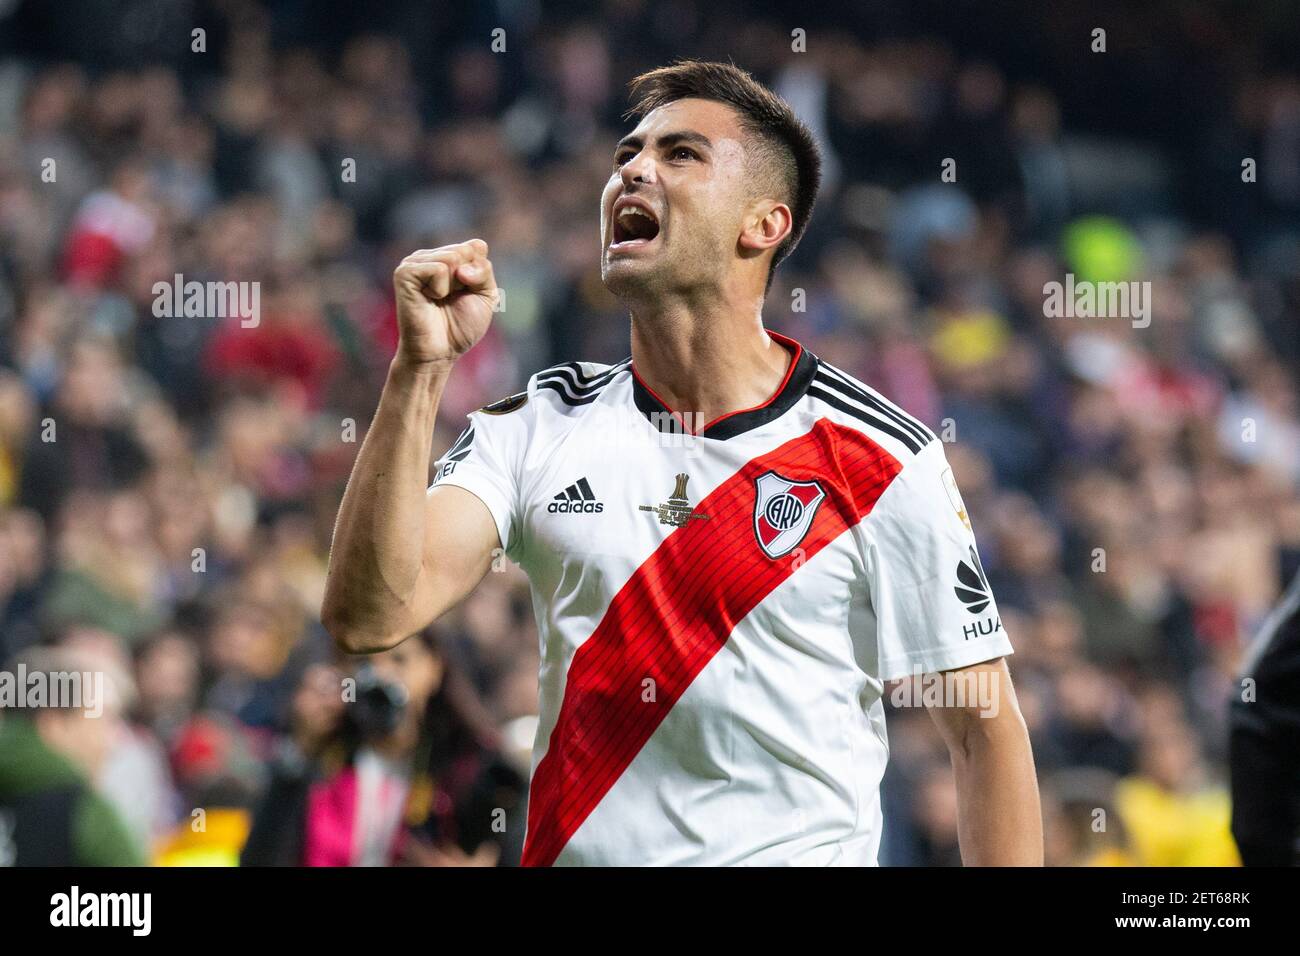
[520,418,902,866]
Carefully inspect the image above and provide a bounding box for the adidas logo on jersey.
[549,477,604,514]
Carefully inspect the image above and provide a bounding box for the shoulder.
[805,357,938,462]
[466,357,632,421]
[525,357,633,413]
[447,357,632,453]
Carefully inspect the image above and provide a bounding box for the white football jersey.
[430,331,1012,866]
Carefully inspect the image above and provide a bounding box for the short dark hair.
[625,59,822,290]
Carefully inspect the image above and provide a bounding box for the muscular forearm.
[322,355,451,649]
[949,711,1043,866]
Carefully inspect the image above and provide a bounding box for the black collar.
[630,331,818,441]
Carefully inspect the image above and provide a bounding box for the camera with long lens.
[345,665,409,742]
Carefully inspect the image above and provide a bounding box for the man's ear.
[738,200,792,255]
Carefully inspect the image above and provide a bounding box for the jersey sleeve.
[429,392,530,560]
[865,440,1013,681]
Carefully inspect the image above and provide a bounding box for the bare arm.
[926,657,1043,865]
[322,240,502,654]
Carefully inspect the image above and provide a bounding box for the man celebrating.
[323,60,1041,866]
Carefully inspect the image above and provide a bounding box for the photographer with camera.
[241,629,525,866]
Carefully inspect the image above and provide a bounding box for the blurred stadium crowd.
[2,0,1299,865]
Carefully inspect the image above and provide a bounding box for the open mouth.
[611,204,661,250]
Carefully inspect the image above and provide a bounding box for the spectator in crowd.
[0,645,144,865]
[242,629,525,866]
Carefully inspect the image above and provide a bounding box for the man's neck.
[629,299,794,434]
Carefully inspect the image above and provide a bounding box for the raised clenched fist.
[392,239,498,367]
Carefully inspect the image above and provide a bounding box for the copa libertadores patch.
[479,391,528,415]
